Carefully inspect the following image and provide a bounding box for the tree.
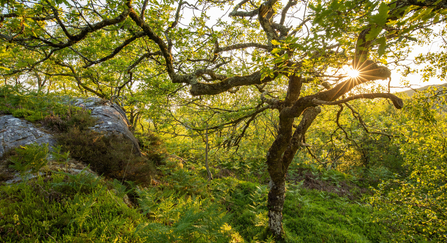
[370,87,447,241]
[1,0,446,239]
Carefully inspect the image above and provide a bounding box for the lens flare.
[347,68,360,79]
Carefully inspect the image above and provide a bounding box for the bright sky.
[375,39,445,93]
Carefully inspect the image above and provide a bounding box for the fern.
[8,143,49,178]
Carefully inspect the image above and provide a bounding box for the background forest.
[1,0,447,242]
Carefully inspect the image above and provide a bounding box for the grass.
[0,85,83,123]
[0,172,146,242]
[283,187,389,242]
[0,159,395,243]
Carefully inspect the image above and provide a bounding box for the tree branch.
[83,31,146,68]
[229,0,259,17]
[345,103,393,139]
[190,70,278,95]
[312,93,403,109]
[55,61,106,98]
[281,106,321,169]
[216,42,269,53]
[0,13,55,21]
[280,0,297,25]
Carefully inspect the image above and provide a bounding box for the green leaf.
[271,39,280,45]
[365,26,382,41]
[370,2,389,26]
[377,37,386,57]
[271,48,281,54]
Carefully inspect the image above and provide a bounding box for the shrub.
[57,127,155,185]
[135,131,167,166]
[369,88,447,242]
[42,108,95,132]
[11,108,33,119]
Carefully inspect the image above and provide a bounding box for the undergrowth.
[57,127,156,185]
[0,88,404,242]
[0,173,146,242]
[0,85,84,123]
[0,155,397,243]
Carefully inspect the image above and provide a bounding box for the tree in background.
[1,0,446,239]
[370,87,447,241]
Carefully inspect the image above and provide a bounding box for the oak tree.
[1,0,446,239]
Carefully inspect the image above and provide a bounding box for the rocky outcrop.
[0,115,56,158]
[74,97,141,154]
[0,97,141,184]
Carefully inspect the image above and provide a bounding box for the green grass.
[283,187,389,243]
[1,162,394,243]
[0,173,146,242]
[0,85,84,123]
[0,171,234,242]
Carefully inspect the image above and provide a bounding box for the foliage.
[0,174,146,242]
[299,99,405,182]
[0,85,84,123]
[369,87,447,242]
[57,127,156,185]
[135,131,167,166]
[8,143,49,177]
[42,108,96,133]
[0,0,446,239]
[136,187,232,243]
[283,187,389,243]
[0,148,235,243]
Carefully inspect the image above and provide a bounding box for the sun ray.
[347,67,360,79]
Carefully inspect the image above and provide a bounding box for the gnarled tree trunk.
[266,99,322,239]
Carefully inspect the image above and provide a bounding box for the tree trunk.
[268,177,286,237]
[266,106,321,240]
[205,124,213,180]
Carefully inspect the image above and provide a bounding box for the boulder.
[0,97,141,184]
[0,115,56,158]
[74,97,141,154]
[0,115,95,183]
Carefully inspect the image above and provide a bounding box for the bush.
[135,131,167,166]
[370,88,447,242]
[42,108,95,132]
[57,127,155,185]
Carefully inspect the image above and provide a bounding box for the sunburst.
[346,67,360,79]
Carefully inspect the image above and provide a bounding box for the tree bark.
[267,106,321,240]
[268,177,286,237]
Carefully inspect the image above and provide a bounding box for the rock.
[0,116,97,183]
[73,97,141,154]
[0,115,56,158]
[0,97,141,184]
